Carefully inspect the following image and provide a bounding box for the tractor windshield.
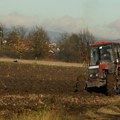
[90,45,113,65]
[90,47,99,65]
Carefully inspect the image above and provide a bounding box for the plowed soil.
[0,59,119,120]
[0,61,86,95]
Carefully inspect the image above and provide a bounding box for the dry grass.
[0,94,119,120]
[12,97,120,120]
[12,110,78,120]
[0,57,85,67]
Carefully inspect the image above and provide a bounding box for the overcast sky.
[0,0,120,39]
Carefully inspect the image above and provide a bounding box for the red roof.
[90,40,120,46]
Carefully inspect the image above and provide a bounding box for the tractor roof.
[90,40,120,47]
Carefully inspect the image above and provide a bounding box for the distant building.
[49,42,60,55]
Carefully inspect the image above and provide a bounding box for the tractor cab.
[90,44,113,66]
[86,41,120,95]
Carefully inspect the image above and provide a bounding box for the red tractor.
[85,41,120,95]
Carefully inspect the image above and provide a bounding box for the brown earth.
[0,61,86,95]
[0,60,119,120]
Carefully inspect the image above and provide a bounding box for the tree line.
[0,24,95,63]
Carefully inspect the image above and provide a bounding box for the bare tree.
[58,29,96,63]
[3,26,29,58]
[6,31,19,47]
[6,26,27,46]
[27,26,50,59]
[79,29,95,62]
[0,23,5,49]
[58,33,81,62]
[11,26,27,39]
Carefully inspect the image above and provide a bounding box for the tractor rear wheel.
[106,74,116,95]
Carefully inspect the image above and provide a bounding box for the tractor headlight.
[96,73,99,77]
[90,74,93,77]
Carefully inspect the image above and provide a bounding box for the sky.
[0,0,120,39]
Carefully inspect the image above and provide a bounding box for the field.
[0,58,120,120]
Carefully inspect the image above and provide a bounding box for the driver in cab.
[101,49,112,62]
